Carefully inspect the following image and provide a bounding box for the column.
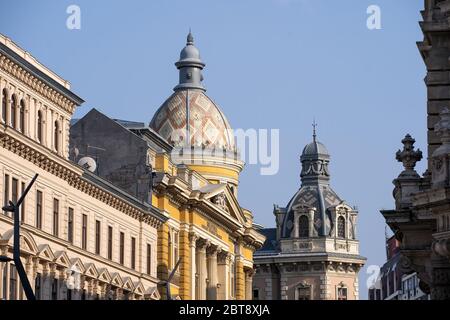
[59,268,67,300]
[179,227,191,300]
[0,262,3,299]
[42,262,50,300]
[189,232,198,299]
[217,251,230,300]
[157,223,169,299]
[235,260,245,300]
[207,245,218,300]
[245,268,254,300]
[49,263,57,300]
[3,261,10,300]
[196,239,208,300]
[25,255,34,299]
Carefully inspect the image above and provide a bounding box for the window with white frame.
[173,230,179,271]
[337,286,348,300]
[337,216,346,238]
[299,215,309,238]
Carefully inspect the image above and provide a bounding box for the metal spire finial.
[187,29,194,45]
[312,118,317,142]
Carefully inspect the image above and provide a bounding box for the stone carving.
[301,160,330,178]
[395,134,423,178]
[212,192,228,212]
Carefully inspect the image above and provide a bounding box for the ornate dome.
[280,130,343,238]
[280,184,342,238]
[301,140,329,159]
[150,89,235,151]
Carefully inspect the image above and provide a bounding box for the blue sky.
[0,0,426,299]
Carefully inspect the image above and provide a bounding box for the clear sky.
[0,0,426,299]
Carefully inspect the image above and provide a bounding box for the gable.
[203,184,247,225]
[146,286,161,300]
[84,263,99,278]
[133,281,145,295]
[122,277,135,292]
[111,273,124,287]
[37,244,55,261]
[54,251,70,268]
[69,258,86,274]
[98,268,112,283]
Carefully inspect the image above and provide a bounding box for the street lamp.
[0,173,38,301]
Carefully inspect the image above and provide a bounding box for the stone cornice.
[0,45,84,114]
[0,125,166,228]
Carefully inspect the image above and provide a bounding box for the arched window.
[37,111,43,142]
[19,99,25,132]
[299,215,309,238]
[54,120,59,152]
[296,285,311,300]
[337,216,346,238]
[10,94,16,128]
[1,89,7,123]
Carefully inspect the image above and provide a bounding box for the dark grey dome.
[301,140,329,159]
[180,43,201,61]
[177,32,204,66]
[280,184,342,238]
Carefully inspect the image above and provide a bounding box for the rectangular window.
[68,208,74,243]
[173,230,179,269]
[95,220,101,255]
[131,237,136,269]
[11,178,18,218]
[53,198,59,237]
[9,264,17,300]
[3,174,9,215]
[82,214,87,250]
[36,190,43,229]
[51,279,58,300]
[119,232,125,265]
[253,289,260,300]
[108,226,113,260]
[297,287,311,300]
[21,182,25,222]
[337,287,348,300]
[34,273,41,300]
[146,244,151,275]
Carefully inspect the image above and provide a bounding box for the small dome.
[180,44,201,61]
[150,90,235,151]
[301,140,329,159]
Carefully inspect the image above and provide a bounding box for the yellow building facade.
[147,32,266,300]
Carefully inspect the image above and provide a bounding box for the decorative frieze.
[0,53,77,114]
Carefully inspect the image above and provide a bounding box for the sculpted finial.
[396,134,423,177]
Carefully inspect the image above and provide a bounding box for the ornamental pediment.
[199,183,247,225]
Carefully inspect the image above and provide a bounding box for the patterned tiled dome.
[150,90,235,151]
